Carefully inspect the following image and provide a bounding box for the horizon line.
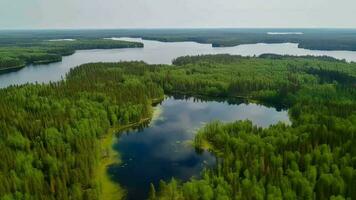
[1,27,356,31]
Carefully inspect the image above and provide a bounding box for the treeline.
[0,54,356,199]
[132,29,356,51]
[0,62,163,200]
[2,29,356,51]
[146,55,356,200]
[0,39,143,71]
[169,54,355,108]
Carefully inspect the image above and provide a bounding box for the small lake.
[1,37,356,88]
[109,97,290,200]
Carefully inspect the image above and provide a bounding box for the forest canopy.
[2,29,356,51]
[0,54,355,199]
[0,39,143,71]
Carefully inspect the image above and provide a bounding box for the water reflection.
[108,97,290,200]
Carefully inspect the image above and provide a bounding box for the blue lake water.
[108,97,290,200]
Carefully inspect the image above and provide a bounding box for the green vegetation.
[147,55,356,200]
[137,29,356,51]
[0,62,164,199]
[0,39,143,71]
[2,29,356,54]
[0,54,355,199]
[97,126,125,200]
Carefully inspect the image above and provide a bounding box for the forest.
[2,29,356,52]
[0,54,355,199]
[0,61,164,200]
[149,55,356,200]
[0,39,143,71]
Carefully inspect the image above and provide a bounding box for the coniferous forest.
[0,54,355,200]
[0,39,143,71]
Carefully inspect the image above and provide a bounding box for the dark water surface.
[108,97,290,200]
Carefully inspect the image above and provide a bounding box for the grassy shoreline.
[97,117,152,200]
[97,98,164,200]
[97,126,125,200]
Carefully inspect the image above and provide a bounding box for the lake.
[109,97,290,200]
[1,37,356,88]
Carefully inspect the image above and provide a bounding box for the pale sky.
[1,0,356,29]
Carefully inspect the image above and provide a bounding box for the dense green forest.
[148,55,356,200]
[0,62,163,199]
[2,29,356,51]
[0,39,143,71]
[0,54,355,199]
[133,29,356,50]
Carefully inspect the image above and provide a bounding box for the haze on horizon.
[1,0,356,29]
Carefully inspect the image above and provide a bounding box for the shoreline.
[97,98,163,200]
[0,64,26,74]
[97,117,152,200]
[0,43,144,75]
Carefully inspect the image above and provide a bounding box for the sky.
[1,0,356,29]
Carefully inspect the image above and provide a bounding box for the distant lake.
[48,38,76,41]
[109,97,290,200]
[267,32,304,35]
[1,37,356,88]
